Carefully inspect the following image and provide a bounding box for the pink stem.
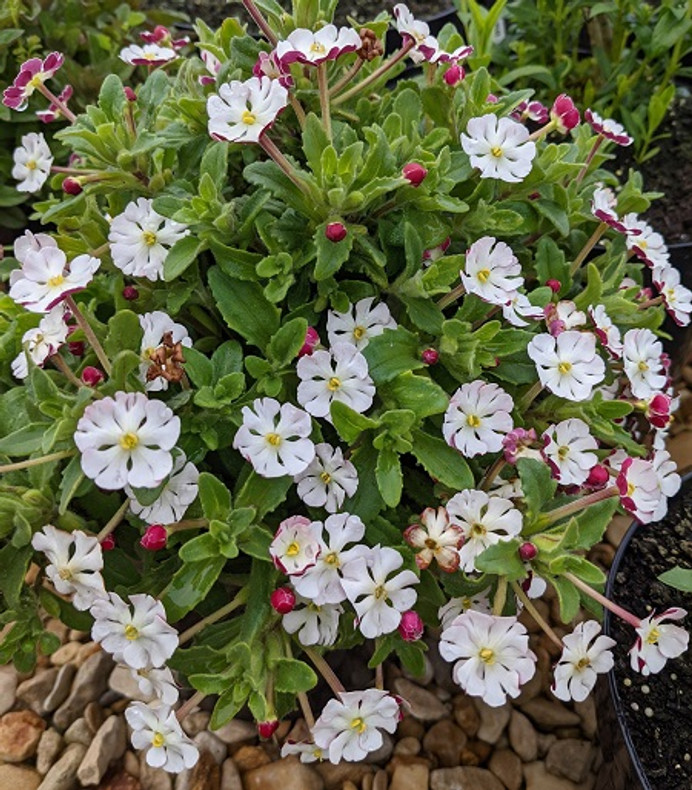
[564,572,641,628]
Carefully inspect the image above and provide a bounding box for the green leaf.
[376,446,403,508]
[179,533,220,562]
[273,658,318,693]
[396,640,427,677]
[198,473,232,521]
[410,430,474,490]
[302,113,330,180]
[240,558,275,644]
[659,567,692,593]
[534,237,569,288]
[330,401,378,443]
[314,223,355,280]
[517,458,557,522]
[200,142,229,190]
[0,424,48,456]
[558,498,618,552]
[268,317,308,367]
[210,687,248,729]
[104,310,142,356]
[381,372,448,418]
[163,236,203,281]
[184,347,213,388]
[550,575,581,623]
[475,540,525,580]
[58,455,85,515]
[163,557,226,622]
[362,327,425,385]
[0,545,31,608]
[235,472,291,520]
[573,263,603,311]
[98,74,126,120]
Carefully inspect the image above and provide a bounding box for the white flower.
[461,114,537,183]
[233,397,315,478]
[294,442,359,513]
[270,515,322,576]
[282,593,343,646]
[541,418,598,486]
[438,589,493,629]
[393,3,439,61]
[207,76,288,144]
[91,592,178,669]
[13,230,57,263]
[126,451,199,524]
[589,304,623,357]
[446,490,522,573]
[275,25,361,66]
[74,391,180,491]
[654,265,692,327]
[527,331,605,401]
[461,237,523,305]
[616,457,664,524]
[502,292,544,327]
[312,690,400,763]
[9,246,100,313]
[280,740,324,762]
[109,198,189,282]
[341,546,418,639]
[544,300,586,336]
[623,215,670,268]
[590,185,633,234]
[12,305,69,379]
[12,132,53,192]
[651,449,680,520]
[297,342,375,420]
[291,512,366,604]
[622,328,666,399]
[31,525,105,610]
[552,621,616,702]
[403,507,463,572]
[443,380,514,458]
[326,297,397,351]
[120,44,178,66]
[138,311,193,391]
[125,702,199,773]
[585,109,633,146]
[131,666,179,706]
[630,609,689,676]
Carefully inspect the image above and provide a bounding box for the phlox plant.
[0,0,690,772]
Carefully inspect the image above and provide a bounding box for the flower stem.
[329,58,364,97]
[96,500,130,542]
[375,660,384,691]
[0,449,75,474]
[538,485,620,527]
[519,380,543,411]
[259,135,312,196]
[569,222,608,275]
[563,571,641,628]
[480,456,507,491]
[166,518,208,534]
[289,94,307,129]
[333,41,415,106]
[178,587,249,643]
[50,354,88,391]
[298,691,315,728]
[436,282,466,310]
[242,0,278,45]
[175,690,207,721]
[512,581,563,648]
[527,119,558,142]
[492,576,508,616]
[64,295,112,375]
[317,62,332,140]
[302,646,345,696]
[37,84,76,123]
[575,136,604,185]
[638,296,664,310]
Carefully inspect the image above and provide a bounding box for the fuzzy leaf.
[410,430,474,490]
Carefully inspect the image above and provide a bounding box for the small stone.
[430,766,504,790]
[545,739,594,784]
[314,762,374,790]
[68,629,89,643]
[53,650,114,731]
[395,717,425,741]
[474,700,511,744]
[175,750,220,790]
[36,729,64,775]
[109,666,147,701]
[524,760,592,790]
[76,641,102,664]
[519,699,580,730]
[38,742,86,790]
[392,679,448,722]
[193,731,227,765]
[244,757,323,790]
[508,710,537,762]
[0,667,18,716]
[181,712,211,737]
[573,697,597,740]
[422,719,467,767]
[466,739,493,763]
[64,718,92,746]
[536,733,557,758]
[139,757,172,790]
[99,770,143,790]
[44,664,77,714]
[124,752,141,778]
[231,745,271,772]
[49,643,81,667]
[16,668,59,715]
[220,759,242,790]
[363,733,393,764]
[342,783,359,790]
[372,769,388,790]
[389,764,429,790]
[85,700,105,733]
[0,764,42,790]
[0,710,46,762]
[211,719,256,746]
[393,737,420,756]
[488,749,522,790]
[453,696,480,738]
[77,716,127,785]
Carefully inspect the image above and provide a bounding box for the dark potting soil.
[609,482,692,789]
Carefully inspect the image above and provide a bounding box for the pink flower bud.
[402,162,427,187]
[486,93,499,103]
[62,177,82,195]
[124,86,137,102]
[257,720,280,739]
[551,93,580,133]
[68,340,85,357]
[398,610,424,642]
[443,64,464,86]
[140,524,168,551]
[518,542,537,561]
[122,285,139,301]
[100,534,116,551]
[421,348,439,365]
[546,279,562,293]
[586,464,610,488]
[647,393,672,429]
[270,587,296,614]
[298,326,320,357]
[81,366,104,386]
[325,222,347,242]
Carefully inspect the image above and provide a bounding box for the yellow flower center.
[26,159,38,170]
[29,75,43,89]
[490,146,503,158]
[124,624,139,641]
[241,109,257,125]
[646,627,660,644]
[48,274,65,287]
[627,481,635,497]
[151,732,165,748]
[575,656,591,671]
[325,552,339,566]
[119,432,139,450]
[266,432,282,447]
[327,376,341,391]
[479,647,495,664]
[320,471,332,484]
[639,239,648,249]
[476,268,491,283]
[470,523,486,537]
[353,326,366,341]
[142,230,158,247]
[557,361,572,375]
[557,445,569,460]
[462,596,472,609]
[638,361,649,372]
[310,41,327,54]
[374,584,387,600]
[424,537,438,550]
[350,717,366,733]
[58,567,73,581]
[466,414,481,428]
[285,541,300,557]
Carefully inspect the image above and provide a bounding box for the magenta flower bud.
[325,222,347,242]
[257,720,280,739]
[421,348,439,365]
[486,93,499,103]
[298,326,320,357]
[402,162,428,187]
[124,86,137,102]
[586,464,610,488]
[122,285,139,301]
[68,340,85,357]
[443,64,464,86]
[62,177,82,195]
[647,393,672,429]
[100,534,116,551]
[398,610,424,642]
[140,524,168,551]
[518,542,537,561]
[81,366,104,386]
[551,93,580,133]
[270,586,296,614]
[546,279,562,293]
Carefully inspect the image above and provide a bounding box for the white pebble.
[641,685,650,694]
[644,707,654,718]
[631,702,639,712]
[624,678,632,687]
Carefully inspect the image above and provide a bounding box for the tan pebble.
[64,717,92,746]
[15,668,58,715]
[68,629,89,642]
[342,782,359,790]
[459,748,480,766]
[452,695,480,738]
[0,763,42,790]
[176,749,220,790]
[520,699,580,729]
[0,709,46,762]
[393,737,420,756]
[77,715,127,786]
[467,739,493,763]
[285,719,310,744]
[474,699,511,744]
[43,663,76,714]
[0,667,18,716]
[362,774,373,790]
[231,745,271,772]
[36,728,64,775]
[524,760,592,790]
[212,719,256,746]
[244,756,323,790]
[181,711,211,737]
[489,749,522,790]
[545,738,595,784]
[508,710,538,762]
[396,716,425,741]
[100,769,143,790]
[124,750,141,777]
[392,679,448,722]
[220,759,242,790]
[389,764,429,790]
[422,719,467,767]
[315,761,374,789]
[85,700,105,733]
[372,769,388,790]
[45,619,69,643]
[76,640,101,664]
[536,733,557,758]
[430,766,504,790]
[275,720,292,741]
[37,742,87,790]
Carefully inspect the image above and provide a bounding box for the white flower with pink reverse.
[275,25,361,66]
[393,3,439,61]
[589,304,623,357]
[616,457,665,524]
[294,442,358,513]
[443,380,514,457]
[253,50,293,87]
[120,44,178,66]
[527,331,605,401]
[461,236,523,305]
[36,84,73,123]
[341,546,418,639]
[270,515,322,576]
[2,52,64,111]
[326,297,397,350]
[590,185,637,234]
[622,328,666,399]
[629,609,689,676]
[126,451,199,525]
[207,76,288,144]
[138,310,192,391]
[623,215,670,268]
[13,230,57,263]
[282,593,343,646]
[653,265,692,327]
[552,621,615,702]
[404,507,463,572]
[280,740,324,763]
[439,610,536,707]
[438,589,493,629]
[584,109,633,146]
[130,666,179,706]
[12,132,53,192]
[461,114,537,183]
[446,490,522,573]
[651,449,681,520]
[11,305,69,380]
[502,292,544,327]
[544,300,586,336]
[199,50,221,85]
[541,418,598,486]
